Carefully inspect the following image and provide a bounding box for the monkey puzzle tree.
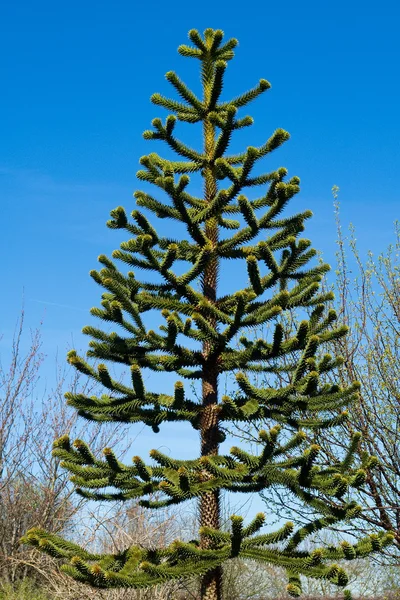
[22,28,393,600]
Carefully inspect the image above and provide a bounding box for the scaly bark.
[199,43,222,600]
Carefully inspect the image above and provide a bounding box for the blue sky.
[1,0,400,520]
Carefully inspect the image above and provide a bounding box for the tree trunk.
[199,56,222,599]
[200,360,222,600]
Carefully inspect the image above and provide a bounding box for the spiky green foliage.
[22,28,393,599]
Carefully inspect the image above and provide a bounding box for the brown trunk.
[199,53,222,599]
[200,356,222,600]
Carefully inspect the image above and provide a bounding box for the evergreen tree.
[22,28,393,600]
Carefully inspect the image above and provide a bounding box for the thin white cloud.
[0,164,128,196]
[29,298,87,312]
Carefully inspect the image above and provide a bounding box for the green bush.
[0,579,50,600]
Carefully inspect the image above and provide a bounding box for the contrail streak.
[29,299,87,312]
